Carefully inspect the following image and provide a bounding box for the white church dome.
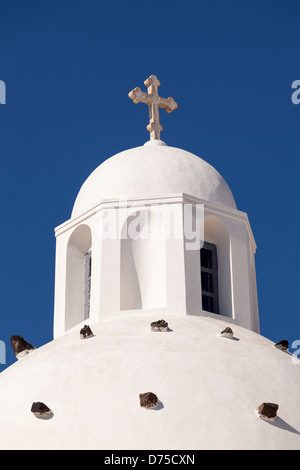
[0,314,299,450]
[71,140,237,218]
[3,75,298,451]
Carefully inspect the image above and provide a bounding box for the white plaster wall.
[100,203,186,318]
[120,209,167,310]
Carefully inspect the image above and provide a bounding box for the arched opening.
[203,215,232,318]
[65,224,92,330]
[120,209,167,311]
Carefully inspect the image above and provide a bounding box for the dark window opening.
[200,242,219,314]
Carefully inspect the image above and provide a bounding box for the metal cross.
[129,75,178,141]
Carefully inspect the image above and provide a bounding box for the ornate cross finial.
[129,75,178,141]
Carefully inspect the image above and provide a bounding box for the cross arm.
[128,87,151,105]
[158,96,178,113]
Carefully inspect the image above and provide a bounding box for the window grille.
[200,242,219,314]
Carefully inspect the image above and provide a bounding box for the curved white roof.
[0,314,299,450]
[72,141,237,218]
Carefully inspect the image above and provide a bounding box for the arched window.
[65,225,92,330]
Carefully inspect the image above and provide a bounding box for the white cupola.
[53,75,259,339]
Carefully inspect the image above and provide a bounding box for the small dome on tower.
[72,140,236,218]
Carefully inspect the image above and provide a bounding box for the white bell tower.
[53,75,259,338]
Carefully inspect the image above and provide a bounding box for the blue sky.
[0,0,299,370]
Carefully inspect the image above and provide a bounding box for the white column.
[229,219,254,330]
[165,203,187,314]
[53,232,69,338]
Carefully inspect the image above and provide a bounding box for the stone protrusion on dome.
[80,325,94,339]
[274,339,289,351]
[150,319,169,332]
[256,403,279,421]
[139,392,161,409]
[219,327,234,339]
[31,402,53,419]
[10,335,35,359]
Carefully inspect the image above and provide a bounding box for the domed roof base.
[71,142,237,218]
[0,314,299,450]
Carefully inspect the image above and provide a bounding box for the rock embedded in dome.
[10,335,35,359]
[31,402,53,419]
[219,327,234,339]
[150,319,169,332]
[71,141,237,218]
[256,402,279,421]
[80,325,94,339]
[274,339,289,351]
[139,392,160,409]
